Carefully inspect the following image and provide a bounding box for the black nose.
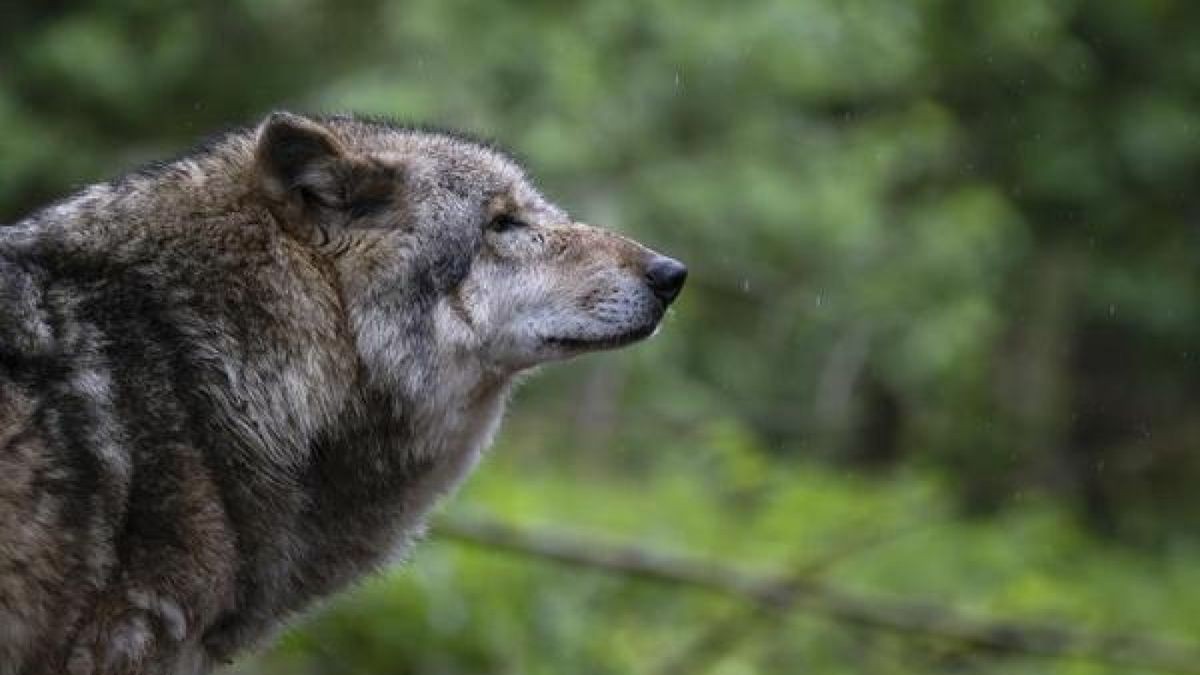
[645,255,688,306]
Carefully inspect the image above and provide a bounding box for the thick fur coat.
[0,112,686,674]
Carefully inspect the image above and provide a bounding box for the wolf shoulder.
[0,227,56,363]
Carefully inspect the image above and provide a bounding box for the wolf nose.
[645,255,688,306]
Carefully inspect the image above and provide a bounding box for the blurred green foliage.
[3,0,1199,672]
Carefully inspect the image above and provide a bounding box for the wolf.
[0,112,686,675]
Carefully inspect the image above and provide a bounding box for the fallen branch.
[652,520,929,675]
[435,515,1200,674]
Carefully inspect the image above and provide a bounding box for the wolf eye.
[488,214,527,233]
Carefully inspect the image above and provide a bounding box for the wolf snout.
[644,255,688,306]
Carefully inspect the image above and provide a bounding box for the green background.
[3,1,1198,673]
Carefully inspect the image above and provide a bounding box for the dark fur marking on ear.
[297,186,334,211]
[347,196,391,220]
[341,161,401,223]
[259,116,342,191]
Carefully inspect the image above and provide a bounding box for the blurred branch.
[435,516,1200,674]
[652,519,928,675]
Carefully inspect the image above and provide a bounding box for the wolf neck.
[364,335,513,476]
[306,351,512,559]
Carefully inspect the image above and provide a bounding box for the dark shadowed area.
[2,1,1198,673]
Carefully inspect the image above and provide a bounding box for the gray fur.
[0,112,685,674]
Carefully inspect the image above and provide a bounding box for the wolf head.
[252,112,686,384]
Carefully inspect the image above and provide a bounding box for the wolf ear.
[254,112,347,211]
